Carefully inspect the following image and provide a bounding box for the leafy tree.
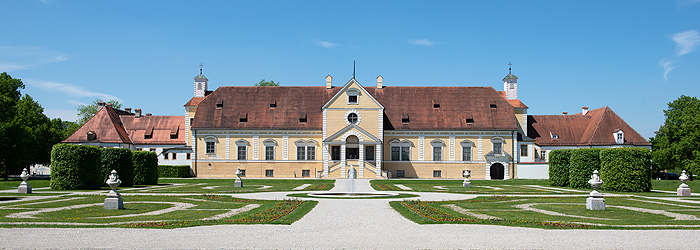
[651,95,700,179]
[0,73,63,178]
[76,99,122,125]
[255,79,280,86]
[51,118,80,140]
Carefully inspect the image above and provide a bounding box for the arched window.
[347,113,358,124]
[346,135,359,159]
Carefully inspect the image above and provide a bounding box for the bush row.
[50,144,162,190]
[158,165,192,178]
[547,147,652,192]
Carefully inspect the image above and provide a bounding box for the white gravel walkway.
[1,179,698,249]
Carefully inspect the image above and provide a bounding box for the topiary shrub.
[158,165,191,178]
[132,151,159,185]
[569,148,603,189]
[50,144,102,190]
[548,149,573,186]
[600,147,652,192]
[101,148,134,187]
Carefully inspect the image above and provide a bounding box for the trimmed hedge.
[548,149,573,186]
[50,144,102,190]
[158,165,191,178]
[600,147,652,192]
[132,151,159,185]
[569,148,602,189]
[101,148,134,187]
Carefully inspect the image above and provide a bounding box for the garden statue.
[17,168,32,193]
[586,170,605,210]
[104,170,123,210]
[234,167,243,187]
[463,169,471,188]
[677,170,691,196]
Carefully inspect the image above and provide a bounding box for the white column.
[253,135,259,160]
[478,136,483,162]
[282,136,289,160]
[449,135,455,161]
[184,114,189,147]
[323,144,329,177]
[225,135,230,160]
[375,144,382,177]
[359,143,364,178]
[341,144,346,178]
[418,135,425,161]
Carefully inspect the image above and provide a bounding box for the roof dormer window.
[216,100,223,108]
[433,101,440,109]
[614,130,624,144]
[299,113,307,123]
[269,101,276,108]
[86,131,97,141]
[401,113,410,124]
[490,102,497,109]
[551,133,559,139]
[347,89,359,104]
[239,113,247,123]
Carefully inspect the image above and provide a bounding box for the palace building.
[65,66,651,179]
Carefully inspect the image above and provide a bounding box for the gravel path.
[1,179,697,249]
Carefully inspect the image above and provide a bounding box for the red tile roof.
[527,107,650,146]
[184,96,206,107]
[498,91,529,108]
[192,85,518,131]
[63,106,185,145]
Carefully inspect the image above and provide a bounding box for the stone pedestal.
[586,197,605,210]
[234,178,242,187]
[104,193,123,210]
[677,184,691,196]
[18,181,32,194]
[463,179,471,188]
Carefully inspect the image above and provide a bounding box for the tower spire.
[199,63,204,74]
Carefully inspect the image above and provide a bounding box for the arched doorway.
[490,163,504,180]
[346,135,359,159]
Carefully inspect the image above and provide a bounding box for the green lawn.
[392,196,700,229]
[651,180,699,192]
[0,178,51,190]
[125,178,335,193]
[0,194,316,228]
[372,179,589,194]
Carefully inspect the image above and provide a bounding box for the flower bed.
[303,184,328,191]
[374,184,401,191]
[231,199,303,223]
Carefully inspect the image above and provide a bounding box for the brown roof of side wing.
[120,115,186,145]
[527,106,650,146]
[63,106,132,144]
[192,85,518,131]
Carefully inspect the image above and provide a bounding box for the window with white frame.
[461,140,474,161]
[431,140,445,161]
[541,150,547,161]
[235,139,249,160]
[365,145,375,161]
[263,139,276,160]
[347,89,359,104]
[204,136,217,154]
[491,138,503,155]
[520,145,528,157]
[433,170,442,177]
[295,139,317,160]
[614,130,624,144]
[389,139,412,161]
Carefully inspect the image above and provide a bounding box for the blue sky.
[2,0,699,139]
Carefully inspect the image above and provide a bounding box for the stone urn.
[17,168,32,193]
[234,167,243,187]
[677,170,691,196]
[463,169,472,188]
[104,170,123,210]
[586,170,605,210]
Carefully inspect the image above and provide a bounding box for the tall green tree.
[0,73,63,177]
[76,99,122,125]
[254,79,280,86]
[651,95,700,178]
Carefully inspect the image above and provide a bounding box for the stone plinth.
[677,185,691,196]
[18,181,32,194]
[104,196,123,210]
[586,197,605,210]
[234,178,242,187]
[463,180,471,188]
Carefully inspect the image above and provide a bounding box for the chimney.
[145,113,152,116]
[326,75,332,89]
[582,107,589,116]
[125,108,132,113]
[377,75,383,89]
[562,112,568,115]
[97,101,106,107]
[106,103,112,108]
[135,109,142,118]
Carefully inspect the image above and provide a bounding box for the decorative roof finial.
[353,60,356,79]
[508,62,512,73]
[199,63,204,74]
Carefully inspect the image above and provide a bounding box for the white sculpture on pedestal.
[586,170,605,210]
[17,168,32,193]
[677,170,691,196]
[104,170,123,210]
[234,167,243,187]
[463,169,471,188]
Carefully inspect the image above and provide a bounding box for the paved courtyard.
[1,179,697,249]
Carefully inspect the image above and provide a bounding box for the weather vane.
[508,62,512,73]
[353,60,356,79]
[199,63,204,74]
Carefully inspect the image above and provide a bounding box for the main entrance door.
[490,163,504,180]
